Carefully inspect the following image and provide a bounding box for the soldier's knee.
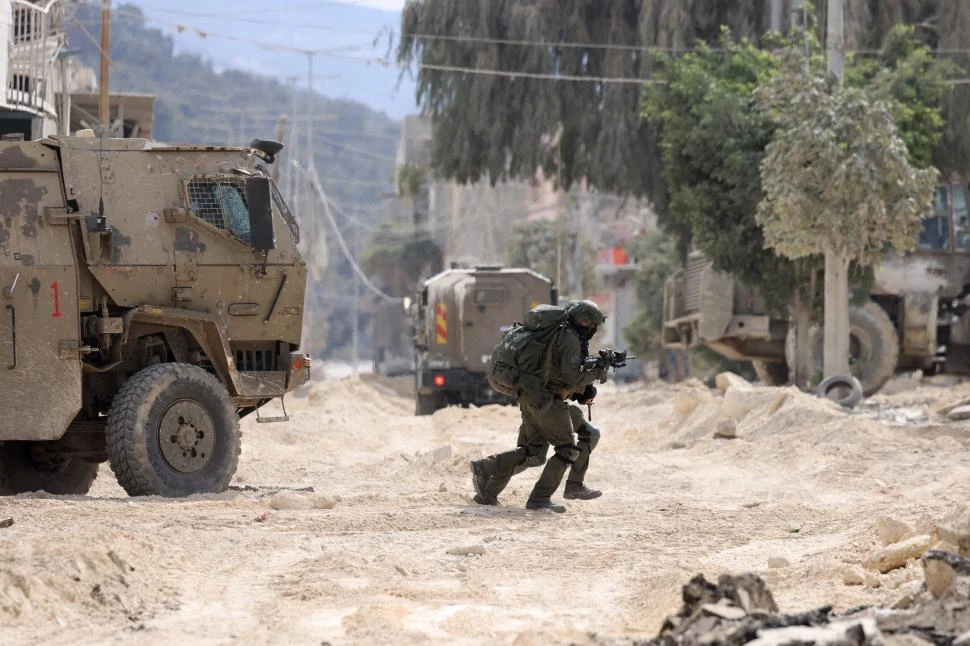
[553,443,580,464]
[578,423,601,452]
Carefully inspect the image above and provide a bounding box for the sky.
[116,0,417,119]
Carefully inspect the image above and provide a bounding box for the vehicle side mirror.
[246,176,276,251]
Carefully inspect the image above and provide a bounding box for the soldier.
[470,300,608,512]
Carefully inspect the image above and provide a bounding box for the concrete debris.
[715,372,752,393]
[948,405,970,421]
[714,419,738,440]
[922,550,970,600]
[842,565,866,586]
[876,515,915,547]
[643,572,970,646]
[673,380,713,415]
[863,534,932,573]
[939,509,970,556]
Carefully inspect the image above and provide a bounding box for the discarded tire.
[817,374,864,409]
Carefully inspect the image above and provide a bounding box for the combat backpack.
[485,304,568,410]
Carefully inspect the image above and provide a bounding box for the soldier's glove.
[574,384,597,405]
[594,365,609,384]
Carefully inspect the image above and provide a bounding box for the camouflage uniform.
[472,321,605,511]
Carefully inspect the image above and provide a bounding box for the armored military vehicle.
[662,178,970,396]
[0,134,309,497]
[412,266,556,415]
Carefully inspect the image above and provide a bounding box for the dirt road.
[2,375,969,644]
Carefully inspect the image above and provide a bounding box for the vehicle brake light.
[433,374,446,387]
[293,357,304,370]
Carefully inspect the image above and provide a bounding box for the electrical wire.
[294,160,403,302]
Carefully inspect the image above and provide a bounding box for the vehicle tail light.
[433,374,446,387]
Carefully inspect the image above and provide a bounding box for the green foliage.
[397,0,661,197]
[622,230,680,358]
[362,221,443,297]
[643,32,798,313]
[395,163,427,198]
[846,26,955,169]
[757,58,939,265]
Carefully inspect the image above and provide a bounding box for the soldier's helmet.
[565,299,606,334]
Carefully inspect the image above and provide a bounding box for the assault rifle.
[579,349,636,421]
[581,348,635,373]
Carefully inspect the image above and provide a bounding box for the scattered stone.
[254,512,270,523]
[672,381,712,415]
[714,419,738,440]
[935,396,970,417]
[948,405,970,421]
[938,509,970,556]
[665,441,688,450]
[0,517,12,529]
[715,372,752,393]
[438,483,447,492]
[446,544,487,557]
[767,557,790,569]
[891,593,914,610]
[268,492,338,511]
[922,549,970,600]
[863,534,932,573]
[394,564,409,576]
[432,445,454,463]
[876,515,915,546]
[842,565,865,586]
[864,571,883,588]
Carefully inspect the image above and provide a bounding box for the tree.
[757,57,938,376]
[623,230,680,360]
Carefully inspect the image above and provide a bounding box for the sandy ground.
[2,373,970,644]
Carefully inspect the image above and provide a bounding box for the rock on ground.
[863,535,932,574]
[715,372,752,393]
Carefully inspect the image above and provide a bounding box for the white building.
[0,0,68,138]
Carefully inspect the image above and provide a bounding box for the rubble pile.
[641,510,970,645]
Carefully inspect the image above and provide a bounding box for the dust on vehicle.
[0,135,309,497]
[411,266,556,415]
[662,178,970,396]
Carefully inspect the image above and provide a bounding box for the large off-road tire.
[787,302,898,397]
[751,360,789,386]
[0,442,99,495]
[415,393,442,416]
[106,363,241,497]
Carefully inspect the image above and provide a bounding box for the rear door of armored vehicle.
[0,141,81,441]
[456,272,552,371]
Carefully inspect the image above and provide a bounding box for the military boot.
[470,459,489,497]
[525,498,566,513]
[564,481,602,500]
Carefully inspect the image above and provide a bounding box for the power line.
[295,160,403,302]
[416,62,656,84]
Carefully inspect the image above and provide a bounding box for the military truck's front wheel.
[0,443,99,495]
[106,363,241,497]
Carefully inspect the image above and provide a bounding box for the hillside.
[67,3,402,359]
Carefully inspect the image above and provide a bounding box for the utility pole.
[771,0,783,33]
[284,76,299,210]
[351,218,360,375]
[99,0,111,132]
[823,0,850,378]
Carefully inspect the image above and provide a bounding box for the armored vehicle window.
[474,287,507,304]
[954,186,970,252]
[918,187,950,251]
[187,178,251,243]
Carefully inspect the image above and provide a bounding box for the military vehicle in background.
[662,178,970,396]
[412,266,556,415]
[0,135,309,497]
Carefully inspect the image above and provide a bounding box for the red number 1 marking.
[51,280,61,318]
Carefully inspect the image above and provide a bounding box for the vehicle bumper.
[416,368,508,406]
